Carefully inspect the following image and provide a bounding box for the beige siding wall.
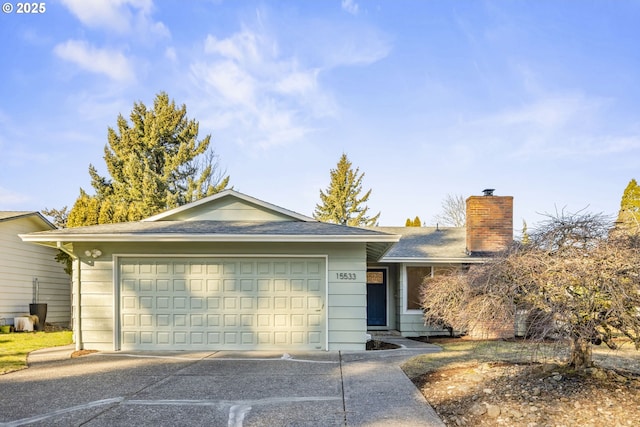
[73,241,368,351]
[169,198,293,221]
[326,244,367,351]
[0,217,71,326]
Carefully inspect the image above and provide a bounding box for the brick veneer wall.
[466,195,513,254]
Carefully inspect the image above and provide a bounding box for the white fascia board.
[379,256,487,264]
[20,233,400,244]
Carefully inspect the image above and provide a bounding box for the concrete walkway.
[2,336,446,426]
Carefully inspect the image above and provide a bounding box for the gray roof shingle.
[369,226,478,261]
[26,220,394,237]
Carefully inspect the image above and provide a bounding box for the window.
[406,266,432,310]
[367,271,385,284]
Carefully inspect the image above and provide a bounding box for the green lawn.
[0,331,73,374]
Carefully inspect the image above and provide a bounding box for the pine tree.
[616,178,640,233]
[314,153,380,227]
[68,92,230,226]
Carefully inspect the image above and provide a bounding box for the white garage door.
[118,257,326,351]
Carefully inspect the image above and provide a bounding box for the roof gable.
[0,211,56,230]
[143,190,315,222]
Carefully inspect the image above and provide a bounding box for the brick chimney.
[466,189,513,255]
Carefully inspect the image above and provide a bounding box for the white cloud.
[480,94,604,130]
[191,27,332,148]
[165,46,177,62]
[275,70,319,96]
[459,92,640,161]
[189,12,389,150]
[60,0,169,39]
[204,32,265,64]
[341,0,359,15]
[191,60,256,107]
[54,40,135,82]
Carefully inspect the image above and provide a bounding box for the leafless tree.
[432,194,466,227]
[421,210,640,370]
[41,206,69,228]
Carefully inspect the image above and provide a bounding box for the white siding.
[0,216,71,326]
[166,198,293,221]
[73,242,368,351]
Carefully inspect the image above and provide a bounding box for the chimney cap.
[482,189,495,196]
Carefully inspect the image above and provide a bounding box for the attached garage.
[118,256,326,351]
[21,190,398,352]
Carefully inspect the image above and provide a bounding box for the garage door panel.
[208,332,220,343]
[206,279,220,292]
[191,332,204,344]
[157,279,170,291]
[191,314,204,326]
[158,314,170,326]
[122,314,137,327]
[308,279,321,292]
[190,297,204,309]
[120,257,326,350]
[174,280,186,292]
[123,296,136,309]
[223,263,236,274]
[257,263,271,274]
[190,279,203,292]
[140,314,153,327]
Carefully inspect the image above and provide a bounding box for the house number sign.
[335,272,359,281]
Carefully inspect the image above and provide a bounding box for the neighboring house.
[1,212,71,327]
[367,190,514,337]
[20,189,512,351]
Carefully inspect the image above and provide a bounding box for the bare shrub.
[421,210,640,370]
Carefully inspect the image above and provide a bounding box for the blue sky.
[1,1,638,229]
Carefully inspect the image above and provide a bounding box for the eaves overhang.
[20,233,399,244]
[379,256,488,264]
[19,219,400,262]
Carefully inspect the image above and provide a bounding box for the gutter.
[379,257,488,264]
[20,233,401,244]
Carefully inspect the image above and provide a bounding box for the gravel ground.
[404,338,640,427]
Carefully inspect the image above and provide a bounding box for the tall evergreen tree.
[314,153,380,227]
[616,178,640,233]
[68,92,229,227]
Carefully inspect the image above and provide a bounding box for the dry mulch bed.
[407,337,640,427]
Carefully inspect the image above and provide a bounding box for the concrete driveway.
[0,339,444,426]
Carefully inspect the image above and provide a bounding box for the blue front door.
[366,269,387,327]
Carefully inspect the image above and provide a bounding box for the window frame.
[403,264,433,313]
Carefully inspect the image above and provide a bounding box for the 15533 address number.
[336,272,357,280]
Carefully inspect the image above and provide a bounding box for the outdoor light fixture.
[84,249,102,259]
